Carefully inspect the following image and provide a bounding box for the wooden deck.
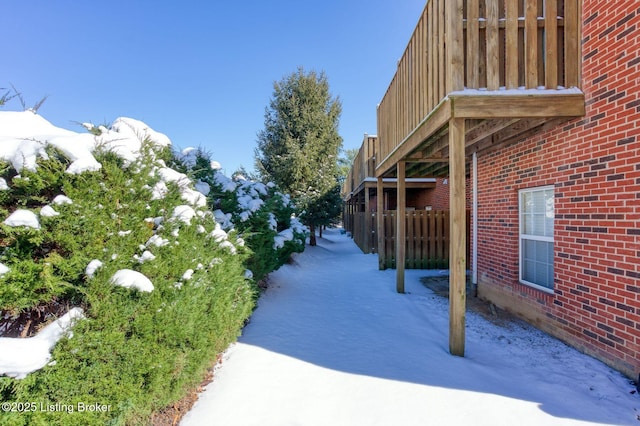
[376,0,584,178]
[373,0,585,356]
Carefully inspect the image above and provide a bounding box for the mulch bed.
[0,298,76,338]
[419,275,523,328]
[149,356,221,426]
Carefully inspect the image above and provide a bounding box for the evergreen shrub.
[0,142,254,425]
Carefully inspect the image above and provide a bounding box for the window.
[519,186,554,291]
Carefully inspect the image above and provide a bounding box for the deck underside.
[376,90,585,178]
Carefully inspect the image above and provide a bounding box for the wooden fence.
[350,210,471,269]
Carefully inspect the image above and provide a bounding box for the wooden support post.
[347,199,352,234]
[377,177,385,270]
[396,161,406,293]
[364,187,371,253]
[449,118,466,357]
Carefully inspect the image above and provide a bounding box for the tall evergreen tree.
[255,68,343,245]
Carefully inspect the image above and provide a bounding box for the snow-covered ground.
[182,228,639,426]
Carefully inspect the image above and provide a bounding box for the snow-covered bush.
[0,111,255,425]
[176,148,308,283]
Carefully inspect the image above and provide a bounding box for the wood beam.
[404,157,447,163]
[451,93,586,119]
[465,119,520,148]
[377,177,385,270]
[473,118,549,154]
[412,163,450,178]
[449,118,466,357]
[396,161,406,293]
[420,132,450,159]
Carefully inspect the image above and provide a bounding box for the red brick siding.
[477,0,640,378]
[409,178,451,210]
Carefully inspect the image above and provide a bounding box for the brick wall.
[407,178,451,210]
[476,0,640,379]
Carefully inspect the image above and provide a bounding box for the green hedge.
[0,145,255,425]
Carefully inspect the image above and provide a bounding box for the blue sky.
[2,0,424,174]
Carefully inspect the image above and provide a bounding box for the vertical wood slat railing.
[353,136,377,189]
[349,210,470,269]
[377,0,447,169]
[341,136,377,199]
[376,0,581,171]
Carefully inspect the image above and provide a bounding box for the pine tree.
[255,67,343,245]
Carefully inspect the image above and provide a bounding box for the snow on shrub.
[0,308,85,379]
[0,110,255,425]
[3,209,40,229]
[110,269,154,292]
[179,148,308,282]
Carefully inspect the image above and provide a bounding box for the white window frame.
[519,185,555,293]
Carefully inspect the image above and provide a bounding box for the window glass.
[520,187,554,290]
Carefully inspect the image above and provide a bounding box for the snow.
[194,180,210,196]
[239,196,263,213]
[267,213,277,230]
[151,181,169,200]
[67,156,102,174]
[273,228,294,249]
[157,166,188,184]
[181,188,207,208]
[146,234,170,248]
[182,269,194,281]
[449,86,583,96]
[179,147,199,167]
[0,111,171,175]
[110,269,154,292]
[0,308,84,379]
[40,205,60,217]
[0,263,9,276]
[172,205,197,225]
[156,167,207,208]
[181,228,639,426]
[3,209,40,229]
[85,259,103,278]
[213,209,234,230]
[52,194,73,205]
[208,223,229,243]
[134,250,156,264]
[218,240,237,254]
[213,171,237,192]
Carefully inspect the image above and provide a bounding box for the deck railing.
[345,135,377,197]
[377,0,581,170]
